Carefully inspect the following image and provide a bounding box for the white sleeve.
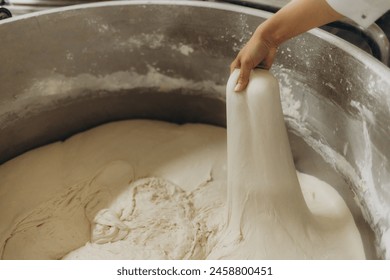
[326,0,390,28]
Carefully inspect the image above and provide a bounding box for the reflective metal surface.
[222,0,390,65]
[0,0,390,259]
[4,0,390,64]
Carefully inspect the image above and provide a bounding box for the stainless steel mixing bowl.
[1,0,389,259]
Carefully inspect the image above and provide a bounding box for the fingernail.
[234,83,241,92]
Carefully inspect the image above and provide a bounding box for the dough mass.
[0,70,365,259]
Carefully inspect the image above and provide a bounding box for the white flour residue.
[171,44,194,56]
[230,14,252,52]
[84,16,116,34]
[272,69,304,123]
[1,66,225,123]
[65,51,74,61]
[115,32,194,56]
[280,83,302,120]
[349,98,390,257]
[121,33,165,50]
[350,100,375,124]
[25,66,225,96]
[98,24,110,33]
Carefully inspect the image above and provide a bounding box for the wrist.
[254,23,280,50]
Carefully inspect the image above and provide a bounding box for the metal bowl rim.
[1,0,389,79]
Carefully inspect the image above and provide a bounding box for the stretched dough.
[208,69,365,259]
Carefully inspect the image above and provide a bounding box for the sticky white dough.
[0,70,365,259]
[208,69,365,259]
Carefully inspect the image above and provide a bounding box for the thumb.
[234,64,251,92]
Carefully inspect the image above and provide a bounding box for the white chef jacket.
[326,0,390,27]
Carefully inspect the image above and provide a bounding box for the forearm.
[255,0,343,47]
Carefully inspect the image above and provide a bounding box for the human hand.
[230,0,343,93]
[230,29,277,92]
